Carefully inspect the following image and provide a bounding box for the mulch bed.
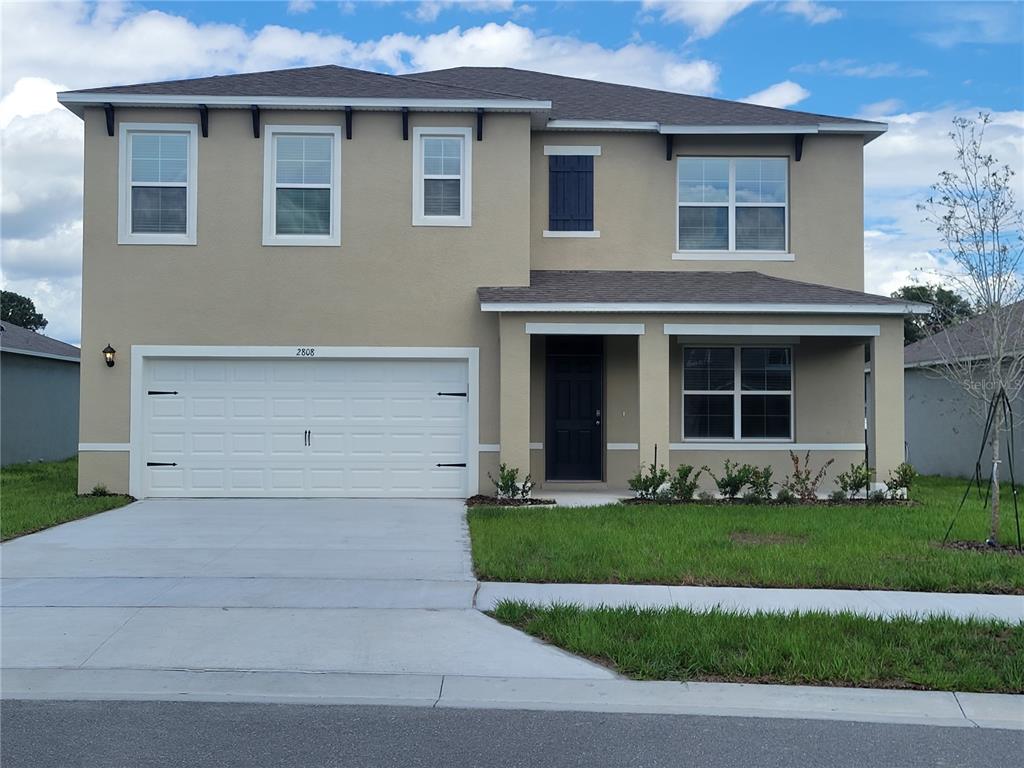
[465,494,557,507]
[942,540,1024,556]
[622,497,913,507]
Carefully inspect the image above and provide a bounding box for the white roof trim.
[57,92,551,112]
[546,119,661,131]
[481,302,929,316]
[1,346,80,362]
[545,119,886,136]
[664,323,880,337]
[660,124,820,135]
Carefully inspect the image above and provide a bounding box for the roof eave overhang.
[545,119,888,143]
[56,92,553,118]
[0,346,81,362]
[479,302,929,315]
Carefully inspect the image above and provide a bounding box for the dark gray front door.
[546,336,603,481]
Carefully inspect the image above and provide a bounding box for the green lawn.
[495,601,1024,693]
[468,476,1024,593]
[1,458,132,540]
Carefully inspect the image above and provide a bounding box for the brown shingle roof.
[0,321,80,360]
[403,67,875,127]
[478,271,923,312]
[904,301,1024,366]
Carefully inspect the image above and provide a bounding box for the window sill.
[413,217,472,228]
[672,251,794,262]
[543,230,600,238]
[119,233,197,246]
[262,235,341,247]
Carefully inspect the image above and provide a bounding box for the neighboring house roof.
[904,301,1024,367]
[403,67,875,130]
[57,64,883,138]
[478,271,928,315]
[0,321,81,362]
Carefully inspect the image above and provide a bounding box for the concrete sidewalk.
[476,582,1024,622]
[3,668,1021,730]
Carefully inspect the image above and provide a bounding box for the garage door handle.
[437,392,467,397]
[304,430,310,446]
[147,461,178,467]
[436,463,466,468]
[147,390,179,395]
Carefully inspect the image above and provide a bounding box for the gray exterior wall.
[1,352,80,466]
[905,367,1024,478]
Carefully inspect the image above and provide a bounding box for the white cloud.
[740,80,809,109]
[0,3,720,344]
[859,98,904,118]
[780,1,842,25]
[791,59,928,78]
[411,1,516,24]
[919,3,1023,48]
[287,0,316,14]
[642,0,753,41]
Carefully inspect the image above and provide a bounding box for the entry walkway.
[476,582,1024,622]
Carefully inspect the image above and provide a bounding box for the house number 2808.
[295,347,316,357]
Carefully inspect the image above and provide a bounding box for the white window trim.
[412,127,472,227]
[544,145,602,156]
[118,122,198,246]
[262,124,342,247]
[675,156,789,256]
[681,345,794,443]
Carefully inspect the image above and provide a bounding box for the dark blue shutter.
[548,155,594,231]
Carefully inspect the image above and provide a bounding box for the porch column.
[637,324,671,468]
[867,318,906,484]
[498,313,531,473]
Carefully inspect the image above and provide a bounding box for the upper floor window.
[263,125,341,246]
[544,146,600,238]
[682,346,793,441]
[118,123,198,245]
[412,127,472,227]
[676,157,788,254]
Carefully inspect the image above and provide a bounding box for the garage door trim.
[129,345,480,498]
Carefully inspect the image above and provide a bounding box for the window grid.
[412,127,472,227]
[682,346,794,441]
[273,135,333,237]
[262,125,341,247]
[118,123,197,245]
[676,157,788,253]
[421,135,463,218]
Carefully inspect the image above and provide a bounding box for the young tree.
[0,290,48,331]
[918,113,1024,545]
[891,284,976,344]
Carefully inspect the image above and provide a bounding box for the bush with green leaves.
[629,463,670,500]
[783,451,835,502]
[829,489,848,502]
[706,459,753,500]
[869,489,888,504]
[90,483,109,497]
[746,465,775,501]
[697,489,716,503]
[488,463,534,500]
[668,464,704,501]
[775,486,797,504]
[836,462,873,500]
[886,462,918,499]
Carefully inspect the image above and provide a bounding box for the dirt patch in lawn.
[941,540,1024,556]
[466,494,556,507]
[729,532,807,546]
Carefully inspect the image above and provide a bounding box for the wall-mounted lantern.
[102,344,116,368]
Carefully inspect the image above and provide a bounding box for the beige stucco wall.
[529,131,865,290]
[78,106,531,492]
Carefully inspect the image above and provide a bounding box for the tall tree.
[918,113,1024,546]
[0,290,48,331]
[891,284,976,344]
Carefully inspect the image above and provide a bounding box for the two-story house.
[58,65,926,499]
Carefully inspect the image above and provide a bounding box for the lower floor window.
[682,346,792,440]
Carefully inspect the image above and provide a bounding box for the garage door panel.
[142,356,469,497]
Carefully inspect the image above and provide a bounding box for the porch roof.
[479,271,931,316]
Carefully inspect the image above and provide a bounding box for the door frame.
[544,336,605,481]
[129,345,480,499]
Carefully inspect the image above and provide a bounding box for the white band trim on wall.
[529,442,544,450]
[79,443,130,452]
[544,145,602,156]
[607,443,640,451]
[670,442,865,452]
[479,444,501,452]
[664,323,881,337]
[525,323,646,336]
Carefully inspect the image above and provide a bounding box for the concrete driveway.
[1,499,611,684]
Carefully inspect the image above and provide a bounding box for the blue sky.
[1,1,1022,344]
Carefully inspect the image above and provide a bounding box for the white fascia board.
[545,120,660,131]
[659,124,819,135]
[664,323,880,337]
[543,119,887,138]
[544,145,602,156]
[1,347,80,363]
[57,92,550,112]
[525,323,645,336]
[482,302,928,316]
[819,122,888,134]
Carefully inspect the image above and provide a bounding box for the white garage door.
[140,357,470,497]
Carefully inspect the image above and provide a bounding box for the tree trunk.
[990,425,1001,545]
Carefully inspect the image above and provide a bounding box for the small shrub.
[488,463,534,500]
[886,462,918,499]
[698,489,716,503]
[629,462,671,501]
[783,451,835,502]
[706,459,753,500]
[775,486,797,504]
[829,489,847,502]
[868,489,888,504]
[90,483,109,497]
[836,462,872,500]
[741,490,765,504]
[668,464,704,501]
[747,465,775,500]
